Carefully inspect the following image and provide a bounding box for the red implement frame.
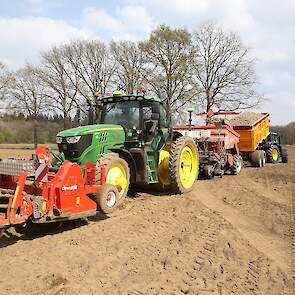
[0,148,106,229]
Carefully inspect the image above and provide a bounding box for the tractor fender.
[172,130,183,141]
[109,148,137,183]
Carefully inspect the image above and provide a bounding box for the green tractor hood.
[56,124,125,165]
[57,124,124,137]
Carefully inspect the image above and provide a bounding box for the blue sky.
[0,0,294,125]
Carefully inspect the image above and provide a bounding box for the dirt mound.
[230,112,264,126]
[0,147,294,295]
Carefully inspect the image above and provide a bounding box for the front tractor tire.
[94,184,119,214]
[266,145,280,164]
[169,136,199,194]
[96,153,130,201]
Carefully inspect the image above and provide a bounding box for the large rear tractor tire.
[266,145,280,164]
[250,150,265,167]
[96,153,130,201]
[230,155,243,175]
[169,136,199,194]
[94,184,119,214]
[281,147,288,163]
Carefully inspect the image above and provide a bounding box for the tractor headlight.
[56,137,62,144]
[66,136,81,144]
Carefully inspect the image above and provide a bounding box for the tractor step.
[147,153,159,183]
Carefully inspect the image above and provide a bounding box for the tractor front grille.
[58,134,93,159]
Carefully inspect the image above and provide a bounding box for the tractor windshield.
[102,101,140,130]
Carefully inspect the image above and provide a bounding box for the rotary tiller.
[0,146,116,232]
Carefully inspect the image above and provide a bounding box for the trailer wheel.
[169,136,199,193]
[94,184,119,214]
[281,147,288,163]
[266,145,280,163]
[250,150,264,167]
[96,153,130,200]
[230,155,243,175]
[260,150,266,167]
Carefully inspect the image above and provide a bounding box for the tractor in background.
[231,112,288,167]
[263,132,288,163]
[0,91,199,232]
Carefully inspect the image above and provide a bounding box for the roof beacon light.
[113,90,123,97]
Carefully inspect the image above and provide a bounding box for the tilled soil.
[0,148,294,295]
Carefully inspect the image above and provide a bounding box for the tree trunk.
[33,118,38,148]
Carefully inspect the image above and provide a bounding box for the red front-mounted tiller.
[0,146,116,233]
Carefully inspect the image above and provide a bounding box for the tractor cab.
[99,92,169,146]
[266,132,281,145]
[98,91,171,184]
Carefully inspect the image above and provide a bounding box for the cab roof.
[99,93,164,105]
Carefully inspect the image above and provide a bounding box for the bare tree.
[63,40,117,101]
[110,40,145,94]
[140,25,198,117]
[192,22,263,114]
[0,62,13,103]
[39,46,80,129]
[11,65,48,147]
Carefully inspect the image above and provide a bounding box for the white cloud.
[0,17,91,68]
[123,0,295,124]
[83,5,153,40]
[83,7,121,32]
[24,0,64,14]
[0,0,294,124]
[265,91,295,125]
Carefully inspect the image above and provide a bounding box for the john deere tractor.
[56,92,199,213]
[263,132,288,164]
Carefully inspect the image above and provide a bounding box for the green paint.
[57,124,125,166]
[57,124,124,137]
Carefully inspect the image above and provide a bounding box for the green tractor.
[56,92,199,213]
[262,132,288,164]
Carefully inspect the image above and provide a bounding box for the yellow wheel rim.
[272,149,279,161]
[106,163,127,199]
[179,144,198,189]
[158,147,171,186]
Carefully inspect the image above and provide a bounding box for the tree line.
[0,22,264,146]
[271,123,295,145]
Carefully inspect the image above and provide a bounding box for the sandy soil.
[0,144,57,158]
[0,148,294,295]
